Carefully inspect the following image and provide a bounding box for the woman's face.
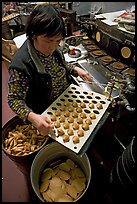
[33,33,63,56]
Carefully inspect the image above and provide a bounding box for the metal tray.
[42,84,111,153]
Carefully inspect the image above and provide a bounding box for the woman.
[8,4,92,136]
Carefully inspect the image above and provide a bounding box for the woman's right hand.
[27,112,53,136]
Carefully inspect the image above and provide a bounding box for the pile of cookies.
[50,100,103,145]
[3,124,48,156]
[39,158,87,202]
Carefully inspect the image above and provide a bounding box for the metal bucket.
[30,142,91,202]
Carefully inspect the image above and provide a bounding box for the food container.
[30,142,91,202]
[2,115,50,175]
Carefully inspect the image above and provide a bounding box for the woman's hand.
[74,66,93,82]
[27,112,53,136]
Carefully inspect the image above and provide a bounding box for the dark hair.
[25,4,66,39]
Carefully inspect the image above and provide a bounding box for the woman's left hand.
[74,66,93,82]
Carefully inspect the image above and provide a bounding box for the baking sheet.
[42,84,111,153]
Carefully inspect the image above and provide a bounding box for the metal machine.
[63,9,135,149]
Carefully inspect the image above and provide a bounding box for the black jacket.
[9,38,75,114]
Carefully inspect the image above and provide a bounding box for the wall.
[73,2,135,15]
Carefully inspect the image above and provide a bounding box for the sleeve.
[67,62,78,77]
[7,68,33,122]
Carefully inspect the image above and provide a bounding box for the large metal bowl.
[30,142,91,202]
